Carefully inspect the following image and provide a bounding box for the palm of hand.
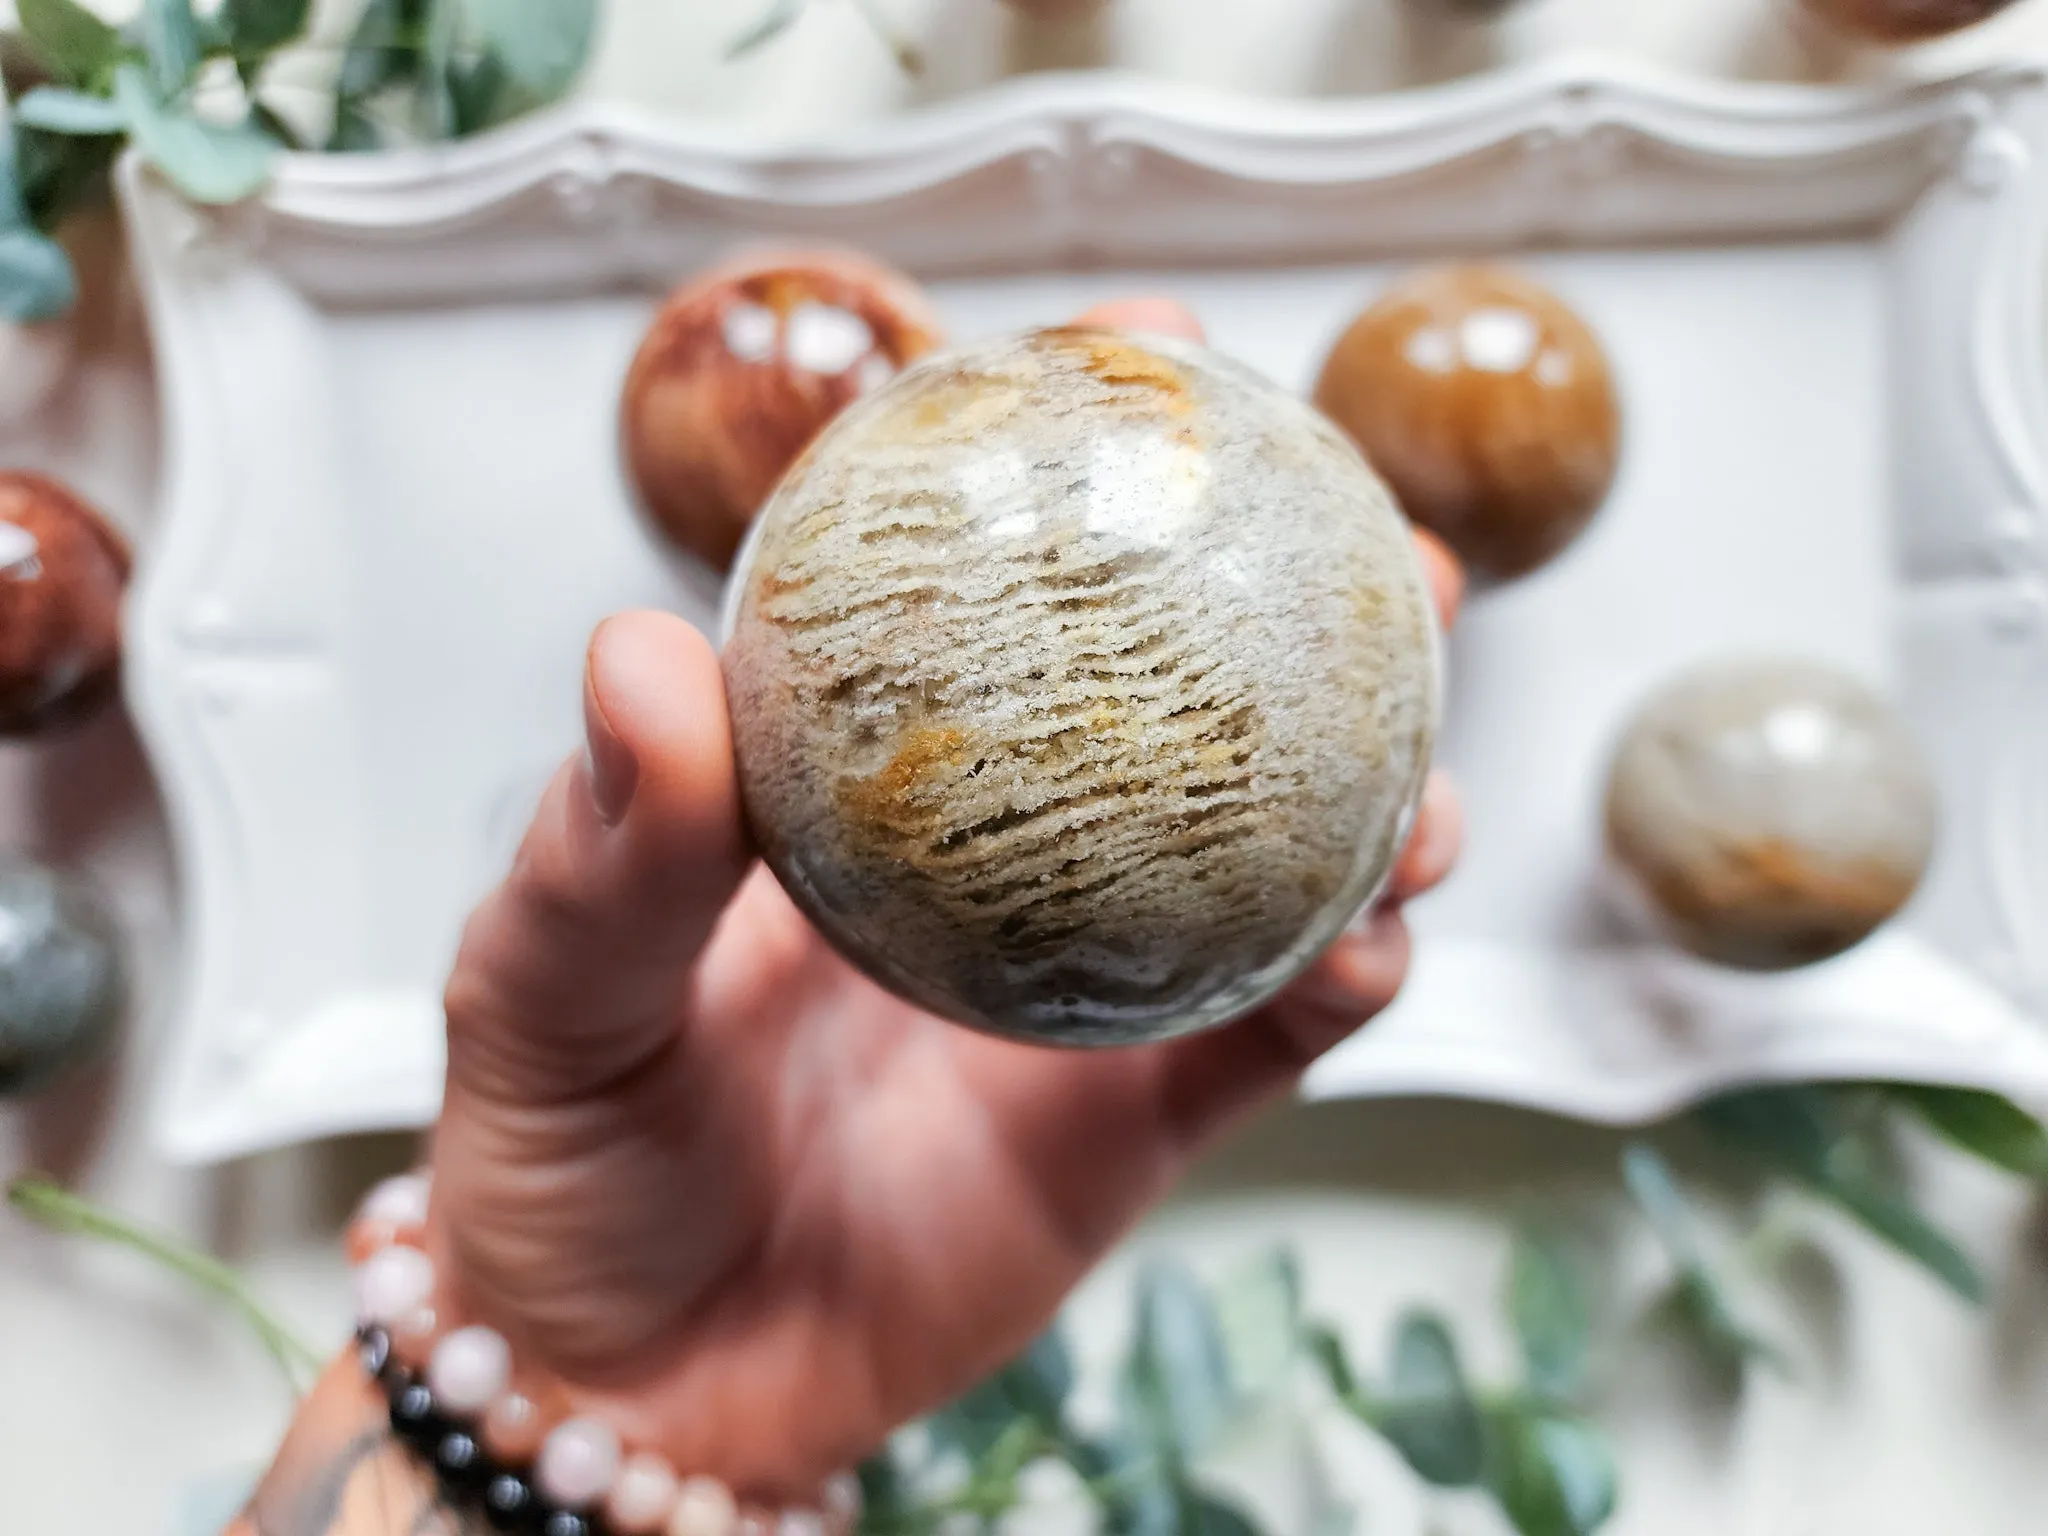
[425,304,1462,1501]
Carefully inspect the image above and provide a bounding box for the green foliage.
[0,0,596,319]
[1696,1086,1987,1303]
[1885,1084,2048,1181]
[1485,1407,1618,1536]
[1621,1142,1789,1374]
[16,0,122,88]
[1371,1310,1488,1487]
[1509,1228,1592,1404]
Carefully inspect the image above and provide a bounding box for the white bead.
[820,1472,861,1532]
[358,1173,431,1228]
[667,1477,738,1536]
[425,1325,510,1415]
[535,1417,622,1510]
[355,1244,434,1326]
[607,1452,681,1533]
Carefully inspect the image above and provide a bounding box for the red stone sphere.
[0,471,129,736]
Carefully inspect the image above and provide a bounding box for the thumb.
[441,609,752,1106]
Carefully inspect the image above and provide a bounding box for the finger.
[1413,526,1465,631]
[441,610,751,1104]
[1387,770,1462,903]
[1154,906,1412,1147]
[1070,297,1206,342]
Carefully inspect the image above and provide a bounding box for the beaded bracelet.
[349,1173,859,1536]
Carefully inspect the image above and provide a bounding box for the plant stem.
[6,1175,324,1393]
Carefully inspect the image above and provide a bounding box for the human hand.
[419,299,1465,1502]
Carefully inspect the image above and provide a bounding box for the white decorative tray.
[120,55,2048,1163]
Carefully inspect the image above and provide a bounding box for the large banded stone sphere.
[0,857,124,1097]
[1604,660,1937,971]
[723,327,1439,1046]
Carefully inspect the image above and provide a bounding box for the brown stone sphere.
[1797,0,2018,42]
[0,471,129,736]
[1313,264,1621,582]
[621,249,944,570]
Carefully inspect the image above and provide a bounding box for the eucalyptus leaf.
[1371,1310,1485,1488]
[16,0,125,87]
[1698,1087,1986,1304]
[13,86,128,136]
[1182,1488,1261,1536]
[327,99,382,152]
[1488,1409,1618,1536]
[1887,1084,2048,1181]
[1216,1248,1301,1399]
[728,0,807,61]
[335,0,426,105]
[1624,1143,1790,1375]
[1303,1322,1359,1403]
[1508,1229,1590,1404]
[10,117,119,230]
[222,0,313,55]
[114,63,276,204]
[469,0,596,97]
[137,0,201,96]
[1129,1258,1236,1460]
[0,224,77,321]
[412,0,458,143]
[446,48,508,136]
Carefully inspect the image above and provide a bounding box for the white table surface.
[7,1,2048,1530]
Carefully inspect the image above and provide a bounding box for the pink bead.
[775,1511,824,1536]
[607,1452,681,1533]
[666,1478,738,1536]
[427,1325,510,1415]
[358,1173,431,1229]
[355,1244,434,1326]
[536,1417,622,1510]
[820,1473,861,1534]
[482,1391,546,1464]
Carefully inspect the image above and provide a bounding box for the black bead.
[389,1382,446,1449]
[357,1326,392,1381]
[435,1428,488,1491]
[481,1473,537,1533]
[540,1512,592,1536]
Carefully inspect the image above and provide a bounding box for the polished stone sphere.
[0,857,124,1096]
[0,471,129,736]
[1796,0,2018,42]
[724,327,1440,1046]
[1603,660,1937,971]
[1314,264,1621,582]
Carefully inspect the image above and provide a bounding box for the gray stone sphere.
[1603,660,1937,970]
[0,857,123,1097]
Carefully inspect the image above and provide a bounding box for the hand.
[421,300,1464,1500]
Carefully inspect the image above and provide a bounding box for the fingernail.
[583,625,638,827]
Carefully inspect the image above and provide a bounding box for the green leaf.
[1623,1143,1790,1376]
[13,86,127,136]
[113,63,276,204]
[221,0,313,54]
[1887,1084,2048,1181]
[326,99,382,152]
[1303,1321,1359,1402]
[136,0,201,96]
[1487,1408,1618,1536]
[335,0,426,104]
[1371,1310,1486,1488]
[1215,1248,1301,1399]
[727,0,806,61]
[1698,1087,1987,1305]
[468,0,596,98]
[446,47,507,136]
[16,0,125,87]
[9,116,118,231]
[1128,1258,1237,1460]
[1508,1230,1590,1405]
[1182,1488,1260,1536]
[928,1329,1072,1464]
[0,224,76,320]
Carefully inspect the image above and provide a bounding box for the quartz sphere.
[1796,0,2018,41]
[0,857,124,1097]
[1314,264,1620,582]
[723,327,1440,1047]
[0,471,129,735]
[1603,660,1937,971]
[621,249,943,570]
